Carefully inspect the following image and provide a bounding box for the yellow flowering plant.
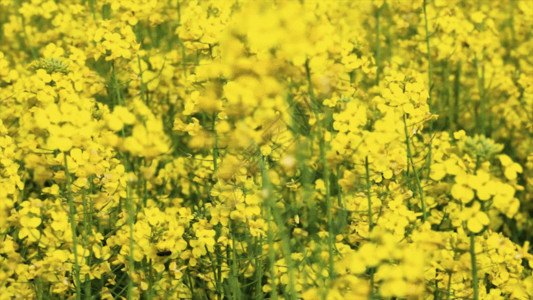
[0,0,532,299]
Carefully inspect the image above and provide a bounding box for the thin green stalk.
[423,0,434,104]
[423,0,434,178]
[82,190,92,299]
[177,0,182,25]
[305,60,334,280]
[260,157,278,300]
[137,55,147,104]
[36,277,43,300]
[64,153,82,299]
[212,112,218,173]
[365,157,373,232]
[89,176,105,294]
[229,223,241,300]
[260,156,297,299]
[510,0,515,47]
[126,181,135,300]
[293,105,316,236]
[446,272,452,300]
[271,210,296,299]
[434,276,440,300]
[319,125,334,281]
[468,159,481,300]
[89,0,96,19]
[365,156,375,298]
[146,259,154,300]
[474,57,486,135]
[375,5,382,85]
[470,234,479,300]
[185,270,195,297]
[215,242,223,299]
[109,63,134,299]
[110,64,135,298]
[254,238,264,300]
[403,115,427,222]
[111,65,124,106]
[443,62,453,134]
[206,246,222,299]
[453,63,461,131]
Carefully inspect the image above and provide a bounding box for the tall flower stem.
[64,153,82,299]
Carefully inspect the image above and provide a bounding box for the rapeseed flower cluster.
[0,0,532,299]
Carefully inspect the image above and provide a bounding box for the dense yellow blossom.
[0,0,532,299]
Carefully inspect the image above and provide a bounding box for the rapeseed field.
[0,0,532,299]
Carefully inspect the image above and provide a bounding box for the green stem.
[453,63,461,131]
[305,60,334,280]
[36,277,43,300]
[375,5,382,85]
[470,233,479,300]
[64,153,82,299]
[443,62,453,135]
[365,157,373,232]
[126,179,135,300]
[89,0,96,19]
[259,156,278,300]
[423,0,433,104]
[403,115,427,222]
[255,238,264,300]
[82,190,92,298]
[320,124,334,281]
[446,272,452,300]
[212,112,218,173]
[475,57,486,135]
[111,64,124,106]
[206,247,222,299]
[260,156,296,299]
[137,55,147,104]
[510,0,515,47]
[365,156,375,298]
[229,223,241,299]
[423,0,434,178]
